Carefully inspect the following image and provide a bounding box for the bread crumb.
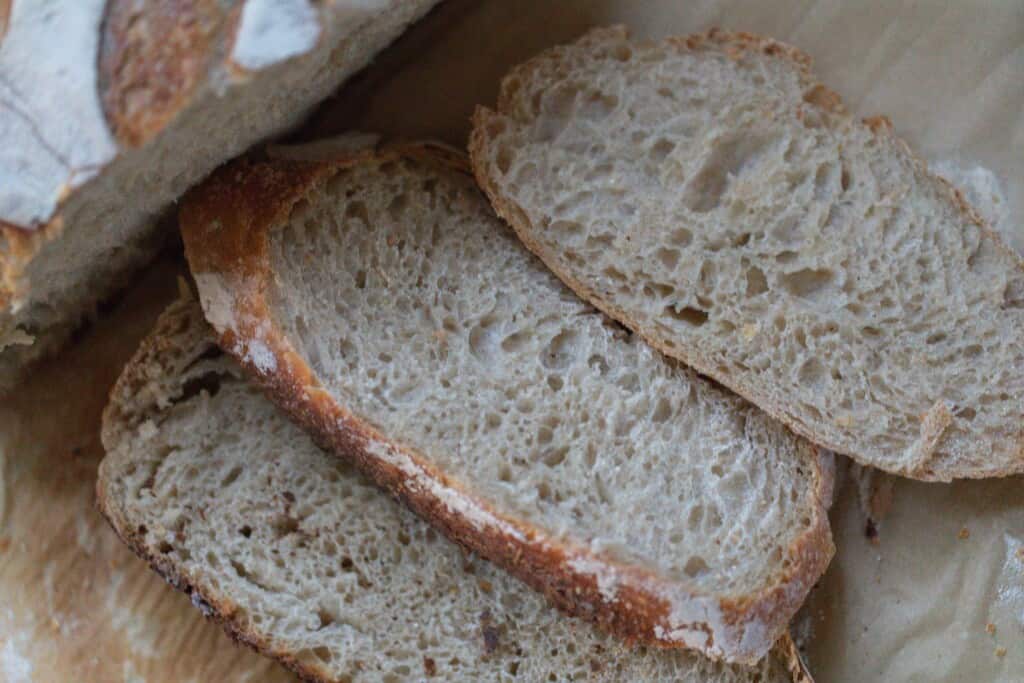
[1016,547,1024,561]
[995,647,1007,658]
[423,657,437,676]
[986,623,996,635]
[741,323,759,341]
[958,527,970,540]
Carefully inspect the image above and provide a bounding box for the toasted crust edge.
[468,25,1024,482]
[178,141,833,664]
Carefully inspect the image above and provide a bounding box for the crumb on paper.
[986,622,996,635]
[995,647,1007,658]
[958,527,970,540]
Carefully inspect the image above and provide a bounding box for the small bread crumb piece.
[957,527,970,540]
[995,647,1007,658]
[986,623,996,635]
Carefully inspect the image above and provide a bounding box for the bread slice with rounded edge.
[97,292,814,682]
[179,140,833,663]
[470,26,1024,482]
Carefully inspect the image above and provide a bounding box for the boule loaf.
[0,0,438,391]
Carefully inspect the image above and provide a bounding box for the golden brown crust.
[179,142,833,664]
[775,633,815,683]
[0,216,64,306]
[469,26,1024,482]
[99,0,227,148]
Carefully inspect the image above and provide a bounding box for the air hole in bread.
[212,462,240,490]
[669,228,692,246]
[797,358,826,389]
[651,397,672,423]
[649,138,674,162]
[779,268,833,300]
[544,447,569,468]
[655,248,679,270]
[683,133,770,213]
[541,330,579,370]
[684,556,710,578]
[663,304,708,327]
[1002,279,1024,310]
[579,91,618,122]
[745,266,768,297]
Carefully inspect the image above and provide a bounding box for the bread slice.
[470,26,1024,481]
[0,0,439,392]
[179,141,832,663]
[98,293,813,682]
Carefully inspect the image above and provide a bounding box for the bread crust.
[0,0,440,392]
[469,25,1024,481]
[179,142,834,664]
[100,0,226,148]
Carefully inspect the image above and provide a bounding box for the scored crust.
[96,293,814,682]
[178,141,834,664]
[468,25,1024,481]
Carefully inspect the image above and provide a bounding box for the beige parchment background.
[0,2,1020,681]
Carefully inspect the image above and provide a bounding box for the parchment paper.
[0,2,1020,681]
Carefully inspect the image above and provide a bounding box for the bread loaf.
[0,0,438,390]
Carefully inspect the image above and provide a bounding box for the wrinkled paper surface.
[0,2,1020,681]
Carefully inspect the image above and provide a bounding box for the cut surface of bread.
[0,0,437,392]
[98,294,812,682]
[470,26,1024,481]
[180,142,832,663]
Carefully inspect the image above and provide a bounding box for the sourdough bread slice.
[470,26,1024,481]
[0,0,438,392]
[179,142,833,663]
[98,293,813,682]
